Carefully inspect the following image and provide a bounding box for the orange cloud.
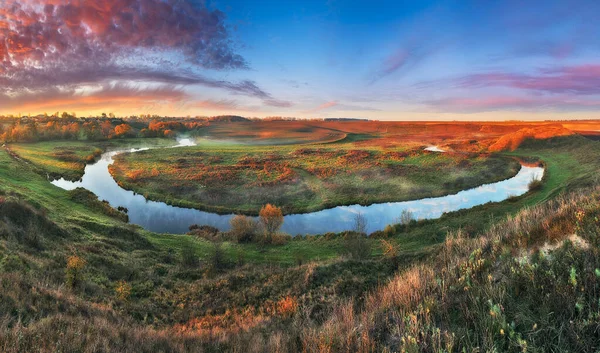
[0,84,187,114]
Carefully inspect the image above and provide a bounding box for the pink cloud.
[456,64,600,95]
[0,0,291,111]
[0,0,245,70]
[314,101,338,111]
[427,95,600,113]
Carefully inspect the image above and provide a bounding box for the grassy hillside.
[0,135,599,351]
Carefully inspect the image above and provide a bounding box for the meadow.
[2,119,600,351]
[108,137,520,215]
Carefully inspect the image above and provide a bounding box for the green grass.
[10,138,173,180]
[328,132,377,143]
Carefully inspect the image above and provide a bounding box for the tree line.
[0,115,209,143]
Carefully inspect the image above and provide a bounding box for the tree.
[259,204,283,244]
[354,212,368,235]
[399,209,414,229]
[114,123,132,137]
[344,213,371,259]
[100,120,113,138]
[66,255,86,289]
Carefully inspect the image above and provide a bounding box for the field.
[109,137,520,215]
[2,119,600,351]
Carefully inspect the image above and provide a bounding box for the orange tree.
[259,204,283,244]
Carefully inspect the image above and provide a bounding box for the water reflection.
[51,140,544,235]
[424,146,446,152]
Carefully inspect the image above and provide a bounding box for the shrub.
[271,233,291,246]
[208,241,227,272]
[180,246,198,267]
[115,280,132,301]
[383,224,395,238]
[344,232,371,260]
[380,239,401,267]
[23,231,43,250]
[66,255,86,289]
[188,224,220,241]
[528,177,543,191]
[0,253,27,272]
[275,296,298,318]
[324,232,337,240]
[229,215,259,243]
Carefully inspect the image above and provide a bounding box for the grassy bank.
[10,138,173,180]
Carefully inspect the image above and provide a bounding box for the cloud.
[312,101,338,111]
[371,49,411,83]
[454,64,600,95]
[263,99,294,108]
[307,101,379,113]
[0,0,246,71]
[426,95,600,113]
[186,99,241,111]
[0,83,188,113]
[0,0,292,112]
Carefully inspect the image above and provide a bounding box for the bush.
[66,255,86,289]
[115,280,132,301]
[180,246,198,267]
[380,239,401,268]
[344,232,372,260]
[324,232,337,240]
[272,233,291,246]
[528,177,543,191]
[0,253,27,273]
[384,224,395,237]
[208,241,227,272]
[229,215,259,243]
[188,224,220,241]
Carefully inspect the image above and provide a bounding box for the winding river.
[51,139,544,235]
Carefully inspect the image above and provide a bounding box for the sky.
[1,0,599,120]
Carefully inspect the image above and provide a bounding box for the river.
[51,138,544,235]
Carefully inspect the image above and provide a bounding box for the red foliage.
[114,124,132,137]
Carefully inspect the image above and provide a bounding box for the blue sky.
[1,0,599,119]
[209,0,600,120]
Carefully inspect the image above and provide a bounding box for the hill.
[0,135,599,351]
[489,125,574,151]
[209,115,252,123]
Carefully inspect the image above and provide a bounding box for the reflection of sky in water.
[51,140,544,235]
[424,146,446,152]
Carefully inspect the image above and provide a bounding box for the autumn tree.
[259,204,284,244]
[66,255,86,289]
[114,123,132,137]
